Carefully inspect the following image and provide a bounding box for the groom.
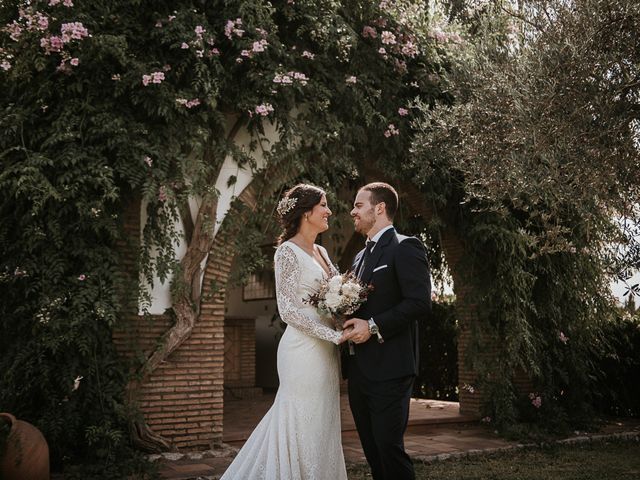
[343,182,431,480]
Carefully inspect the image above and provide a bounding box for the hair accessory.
[277,196,298,216]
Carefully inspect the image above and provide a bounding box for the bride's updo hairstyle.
[276,183,326,245]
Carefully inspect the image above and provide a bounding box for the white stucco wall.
[141,118,279,314]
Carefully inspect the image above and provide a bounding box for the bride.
[220,184,349,480]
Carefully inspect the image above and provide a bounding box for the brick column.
[113,199,233,450]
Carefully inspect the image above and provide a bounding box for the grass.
[346,440,640,479]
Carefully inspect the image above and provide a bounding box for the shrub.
[414,298,458,401]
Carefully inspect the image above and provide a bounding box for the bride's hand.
[338,326,354,344]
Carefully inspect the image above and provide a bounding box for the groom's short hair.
[361,182,398,220]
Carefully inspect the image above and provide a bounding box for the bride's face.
[306,195,331,233]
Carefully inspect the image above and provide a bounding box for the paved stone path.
[156,394,640,480]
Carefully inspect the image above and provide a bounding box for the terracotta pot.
[0,413,50,480]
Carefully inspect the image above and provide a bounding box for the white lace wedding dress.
[220,241,348,480]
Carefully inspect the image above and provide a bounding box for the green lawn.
[347,441,640,480]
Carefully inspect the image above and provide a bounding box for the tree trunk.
[128,120,243,452]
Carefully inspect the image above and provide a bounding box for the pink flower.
[559,332,569,344]
[41,35,64,54]
[532,396,542,408]
[78,274,86,281]
[398,107,409,116]
[378,47,387,56]
[151,71,164,83]
[210,48,220,56]
[168,15,176,21]
[252,39,268,52]
[37,15,49,30]
[255,103,274,116]
[50,36,64,51]
[195,25,205,37]
[381,31,396,45]
[177,98,201,109]
[293,72,309,85]
[60,22,89,42]
[302,50,315,59]
[240,49,251,57]
[163,64,171,71]
[69,57,79,66]
[144,156,153,167]
[155,20,163,28]
[224,18,244,39]
[224,20,235,39]
[141,72,166,85]
[40,37,51,52]
[273,73,293,84]
[6,21,22,42]
[181,42,189,49]
[1,60,11,71]
[362,26,377,38]
[49,0,61,5]
[402,41,418,58]
[346,75,357,85]
[384,124,399,137]
[63,0,74,6]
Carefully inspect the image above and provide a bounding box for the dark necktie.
[356,240,376,279]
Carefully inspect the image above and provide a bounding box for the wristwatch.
[368,318,384,344]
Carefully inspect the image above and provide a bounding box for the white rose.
[341,282,360,298]
[328,275,343,293]
[324,292,342,310]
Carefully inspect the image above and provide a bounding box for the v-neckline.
[285,241,332,278]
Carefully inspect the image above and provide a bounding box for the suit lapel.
[361,228,396,284]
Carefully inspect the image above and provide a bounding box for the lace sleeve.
[274,244,342,345]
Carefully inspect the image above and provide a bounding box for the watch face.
[369,325,379,335]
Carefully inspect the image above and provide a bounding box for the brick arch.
[351,170,485,417]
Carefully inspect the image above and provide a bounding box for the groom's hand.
[342,318,371,344]
[338,326,354,344]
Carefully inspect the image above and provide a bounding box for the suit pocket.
[372,264,388,273]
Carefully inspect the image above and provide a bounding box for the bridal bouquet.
[305,272,373,330]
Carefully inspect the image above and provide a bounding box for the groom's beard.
[353,209,375,236]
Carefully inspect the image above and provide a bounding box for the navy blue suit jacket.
[347,227,431,381]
